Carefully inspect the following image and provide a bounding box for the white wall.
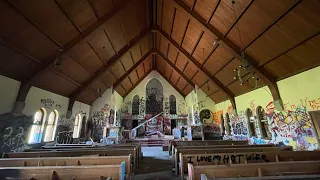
[0,75,21,114]
[123,70,186,115]
[0,74,90,119]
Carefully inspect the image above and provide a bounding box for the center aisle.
[132,147,179,180]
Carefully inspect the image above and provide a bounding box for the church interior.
[0,0,320,179]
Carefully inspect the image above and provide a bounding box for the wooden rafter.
[172,0,281,102]
[113,50,154,88]
[15,0,133,103]
[154,28,237,110]
[69,30,151,101]
[156,67,186,98]
[124,68,153,97]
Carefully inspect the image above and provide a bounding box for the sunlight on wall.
[215,66,320,150]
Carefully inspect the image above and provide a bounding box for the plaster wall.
[214,66,320,150]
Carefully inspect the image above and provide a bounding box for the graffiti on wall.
[0,113,32,153]
[218,97,319,150]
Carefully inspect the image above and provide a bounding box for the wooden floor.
[133,147,178,180]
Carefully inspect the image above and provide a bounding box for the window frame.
[44,110,59,142]
[28,108,47,144]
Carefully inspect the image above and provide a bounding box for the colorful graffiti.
[218,98,319,150]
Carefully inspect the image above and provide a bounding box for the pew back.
[189,161,320,180]
[0,163,126,180]
[169,140,248,155]
[176,146,292,177]
[0,155,132,177]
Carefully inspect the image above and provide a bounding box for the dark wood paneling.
[35,69,79,96]
[55,0,98,31]
[0,43,39,81]
[200,80,220,95]
[209,0,251,35]
[53,55,92,84]
[121,77,132,92]
[130,44,142,63]
[181,19,203,54]
[144,57,152,72]
[204,46,234,75]
[263,34,320,80]
[120,1,139,42]
[183,62,197,79]
[69,41,103,73]
[88,80,106,95]
[136,64,145,79]
[87,29,115,63]
[104,13,127,52]
[192,32,217,64]
[171,8,189,44]
[161,0,175,35]
[182,0,195,8]
[115,85,126,97]
[88,0,114,19]
[214,59,241,86]
[246,0,320,65]
[168,45,179,64]
[120,52,134,71]
[176,77,188,90]
[175,53,188,72]
[210,90,228,103]
[140,36,151,56]
[111,61,125,79]
[100,70,117,88]
[77,90,98,105]
[194,0,219,22]
[227,0,299,49]
[135,0,149,32]
[0,1,57,60]
[183,84,194,95]
[160,36,169,56]
[170,70,180,85]
[164,64,173,79]
[192,70,207,87]
[129,70,139,85]
[10,0,80,46]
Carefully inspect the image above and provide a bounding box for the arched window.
[169,95,177,114]
[225,113,232,135]
[73,114,82,138]
[132,95,140,115]
[220,114,225,135]
[28,108,46,144]
[246,108,256,137]
[257,106,271,138]
[44,110,59,142]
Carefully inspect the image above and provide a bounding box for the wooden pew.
[188,161,320,180]
[172,144,274,167]
[34,143,142,164]
[0,163,126,180]
[0,155,132,177]
[185,151,320,180]
[177,146,292,178]
[169,140,248,155]
[6,148,138,172]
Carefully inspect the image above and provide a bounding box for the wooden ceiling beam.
[123,68,153,97]
[172,0,282,104]
[154,28,236,110]
[157,67,186,98]
[69,30,151,102]
[113,50,154,88]
[15,0,133,104]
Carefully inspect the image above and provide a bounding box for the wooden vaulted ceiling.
[0,0,319,105]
